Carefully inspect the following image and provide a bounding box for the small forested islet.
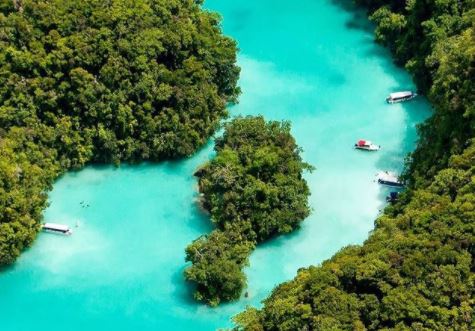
[184,116,313,306]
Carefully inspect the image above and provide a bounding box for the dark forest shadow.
[329,0,374,33]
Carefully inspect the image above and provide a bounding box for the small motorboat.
[376,171,404,188]
[355,140,380,151]
[386,191,399,203]
[42,223,73,235]
[386,91,417,104]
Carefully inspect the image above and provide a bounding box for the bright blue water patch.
[0,1,431,330]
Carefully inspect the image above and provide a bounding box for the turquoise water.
[0,1,431,330]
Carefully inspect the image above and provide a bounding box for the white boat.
[42,223,73,235]
[355,140,380,151]
[386,91,417,103]
[376,171,404,187]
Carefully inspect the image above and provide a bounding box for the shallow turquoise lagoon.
[0,1,431,330]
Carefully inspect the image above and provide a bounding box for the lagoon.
[0,0,431,330]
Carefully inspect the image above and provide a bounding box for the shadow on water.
[227,7,253,33]
[0,262,17,275]
[171,266,202,306]
[257,223,306,250]
[375,98,432,173]
[400,98,433,145]
[329,0,374,33]
[188,194,214,234]
[327,0,408,67]
[362,42,393,59]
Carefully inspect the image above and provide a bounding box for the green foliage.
[184,230,254,306]
[234,143,475,331]
[184,116,313,306]
[360,0,475,182]
[0,0,239,266]
[232,1,474,330]
[370,7,406,49]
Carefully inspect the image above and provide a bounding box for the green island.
[185,116,313,306]
[0,0,239,266]
[232,0,475,330]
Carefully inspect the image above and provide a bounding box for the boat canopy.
[389,91,413,99]
[43,223,70,232]
[377,171,399,183]
[357,140,372,146]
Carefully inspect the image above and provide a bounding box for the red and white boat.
[354,140,380,151]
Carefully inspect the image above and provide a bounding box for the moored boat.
[355,140,380,151]
[376,171,404,188]
[42,223,73,235]
[386,91,417,104]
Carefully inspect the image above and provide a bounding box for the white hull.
[355,144,380,151]
[386,94,417,104]
[42,223,73,235]
[42,228,73,235]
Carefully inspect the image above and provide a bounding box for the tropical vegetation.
[0,0,239,266]
[184,116,313,306]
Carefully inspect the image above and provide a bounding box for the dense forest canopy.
[0,0,239,266]
[363,0,475,184]
[184,116,313,306]
[232,0,474,330]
